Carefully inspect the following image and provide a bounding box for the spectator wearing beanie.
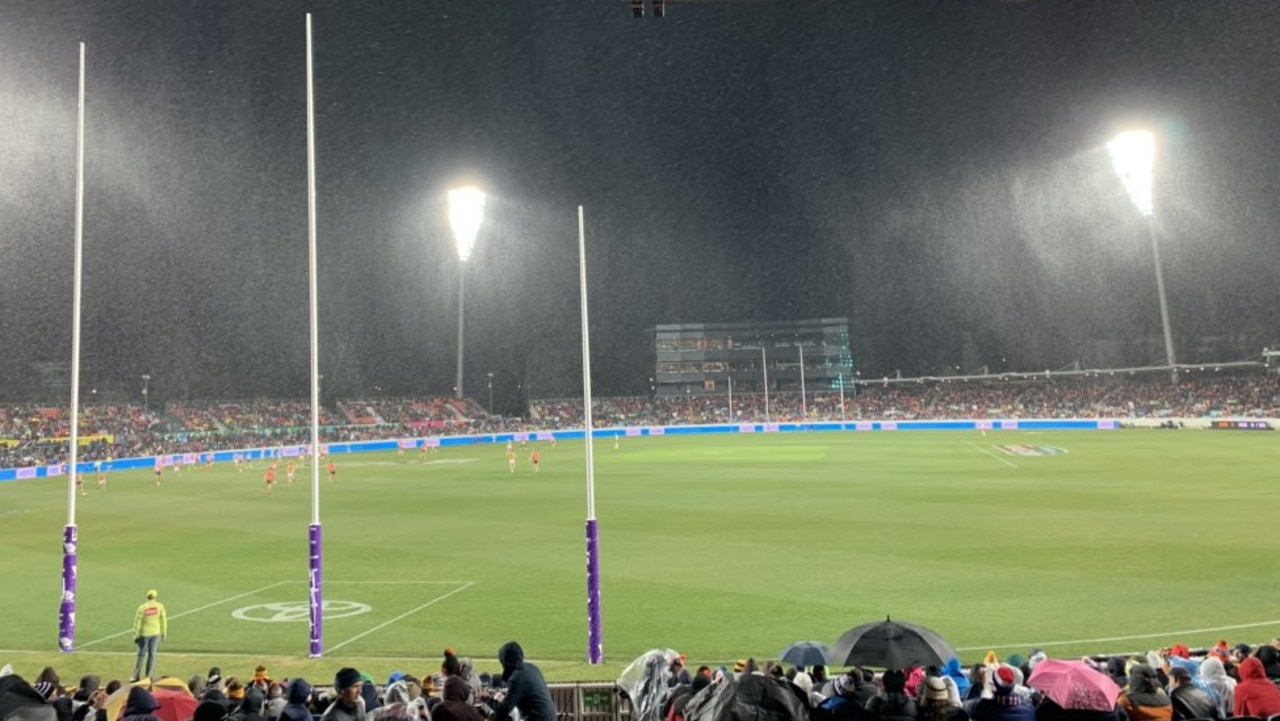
[321,668,366,721]
[266,682,286,721]
[1117,665,1172,721]
[1233,657,1280,718]
[279,679,313,721]
[917,677,963,721]
[818,672,868,721]
[442,650,462,679]
[966,665,1034,721]
[864,670,918,721]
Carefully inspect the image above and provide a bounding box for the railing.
[548,683,628,721]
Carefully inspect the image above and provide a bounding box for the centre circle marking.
[232,600,371,622]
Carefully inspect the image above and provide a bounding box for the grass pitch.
[1,429,1278,683]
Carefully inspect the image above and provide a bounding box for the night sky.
[3,0,1279,410]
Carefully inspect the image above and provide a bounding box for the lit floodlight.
[1107,130,1155,217]
[448,186,487,261]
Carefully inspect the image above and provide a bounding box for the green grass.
[2,430,1279,684]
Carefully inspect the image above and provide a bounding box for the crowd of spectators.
[167,401,336,434]
[3,375,1278,469]
[336,398,481,427]
[8,638,1280,721]
[530,375,1280,426]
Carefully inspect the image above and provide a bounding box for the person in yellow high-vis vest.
[131,589,167,681]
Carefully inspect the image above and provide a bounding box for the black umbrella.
[828,617,958,670]
[779,641,830,668]
[0,675,57,721]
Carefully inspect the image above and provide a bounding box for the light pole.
[798,344,807,420]
[449,186,486,399]
[760,346,770,422]
[1108,130,1176,383]
[838,372,846,422]
[727,374,733,421]
[487,372,494,413]
[141,374,151,415]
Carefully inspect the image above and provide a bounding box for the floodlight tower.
[1107,130,1176,383]
[449,186,486,399]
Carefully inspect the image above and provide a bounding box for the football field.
[2,429,1278,681]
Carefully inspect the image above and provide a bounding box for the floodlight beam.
[449,186,486,262]
[1107,130,1155,217]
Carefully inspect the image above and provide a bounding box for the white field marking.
[325,580,476,585]
[75,580,293,650]
[956,618,1280,652]
[326,582,475,653]
[338,458,479,468]
[965,441,1019,469]
[0,647,582,666]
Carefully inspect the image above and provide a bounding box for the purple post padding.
[309,523,323,657]
[586,519,603,664]
[60,525,78,652]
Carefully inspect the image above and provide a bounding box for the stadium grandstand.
[3,370,1277,470]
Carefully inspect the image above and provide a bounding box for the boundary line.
[956,618,1280,652]
[326,581,474,585]
[326,582,475,653]
[75,580,293,650]
[965,441,1019,469]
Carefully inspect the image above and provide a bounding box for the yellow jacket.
[133,599,167,638]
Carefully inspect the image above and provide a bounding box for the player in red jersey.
[264,466,277,495]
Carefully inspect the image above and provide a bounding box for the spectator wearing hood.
[790,672,823,711]
[966,665,1034,721]
[195,700,231,721]
[432,677,485,721]
[232,687,269,721]
[1117,665,1171,721]
[492,641,557,721]
[321,668,366,721]
[1233,657,1280,718]
[864,670,918,721]
[1166,667,1219,721]
[940,661,970,701]
[1196,658,1234,720]
[359,676,381,716]
[279,679,313,721]
[121,687,162,721]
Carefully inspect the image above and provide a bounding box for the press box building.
[651,318,854,397]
